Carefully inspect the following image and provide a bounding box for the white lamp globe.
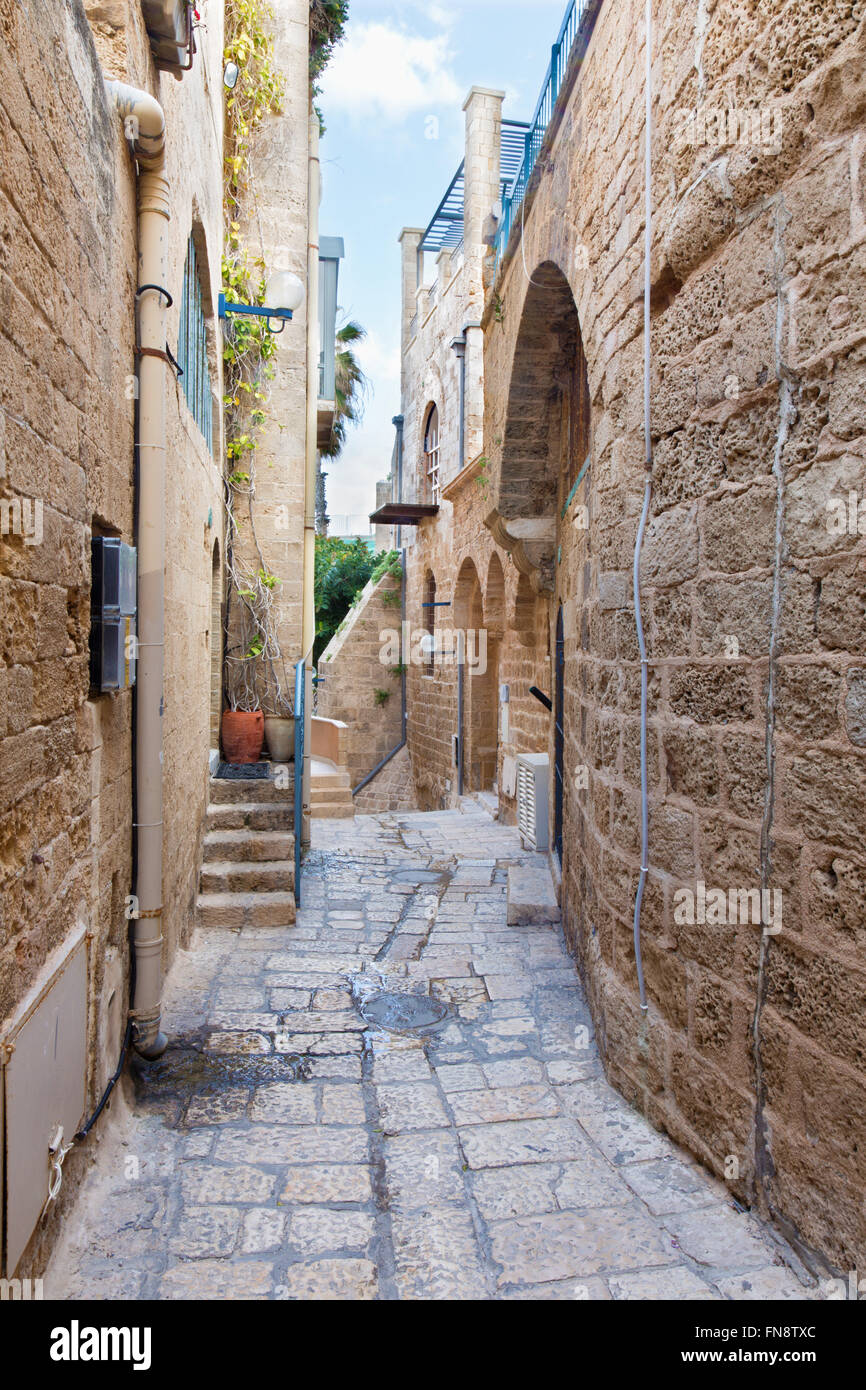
[266,269,305,314]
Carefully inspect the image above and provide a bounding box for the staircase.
[197,774,296,928]
[310,755,354,819]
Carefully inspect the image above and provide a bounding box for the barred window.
[424,404,440,504]
[178,233,213,453]
[424,570,436,672]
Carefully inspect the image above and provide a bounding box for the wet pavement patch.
[129,1033,312,1111]
[390,869,450,886]
[358,990,449,1033]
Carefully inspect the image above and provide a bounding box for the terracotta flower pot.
[221,709,264,764]
[264,715,295,763]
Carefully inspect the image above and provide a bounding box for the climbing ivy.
[310,0,349,131]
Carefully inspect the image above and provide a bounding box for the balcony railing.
[496,0,599,265]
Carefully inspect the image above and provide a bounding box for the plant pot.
[264,715,295,763]
[221,709,265,764]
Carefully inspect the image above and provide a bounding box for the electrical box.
[90,537,137,693]
[517,753,550,851]
[1,925,88,1275]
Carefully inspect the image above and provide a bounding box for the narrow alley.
[49,806,813,1302]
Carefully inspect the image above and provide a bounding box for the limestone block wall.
[0,0,224,1273]
[225,0,309,700]
[477,0,866,1272]
[317,573,404,788]
[353,745,418,815]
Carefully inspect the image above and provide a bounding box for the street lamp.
[219,267,305,333]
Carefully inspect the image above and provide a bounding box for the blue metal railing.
[293,659,305,906]
[496,0,595,265]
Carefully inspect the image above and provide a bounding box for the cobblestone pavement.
[49,806,815,1301]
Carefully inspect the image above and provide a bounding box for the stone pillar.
[399,227,424,353]
[462,86,504,318]
[462,86,504,463]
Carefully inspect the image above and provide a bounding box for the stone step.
[200,860,294,894]
[206,803,288,831]
[310,772,351,791]
[310,800,355,820]
[197,890,296,929]
[310,785,353,805]
[202,829,293,863]
[507,860,561,926]
[209,776,292,805]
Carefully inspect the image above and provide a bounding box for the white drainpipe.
[105,80,169,1058]
[301,111,321,849]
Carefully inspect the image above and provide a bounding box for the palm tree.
[317,318,369,533]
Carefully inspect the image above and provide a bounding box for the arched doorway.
[485,261,590,847]
[487,261,590,589]
[485,553,506,792]
[453,557,495,793]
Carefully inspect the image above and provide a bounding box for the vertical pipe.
[451,334,466,471]
[302,112,321,850]
[392,414,404,552]
[105,79,170,1058]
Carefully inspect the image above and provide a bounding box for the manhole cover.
[359,990,449,1033]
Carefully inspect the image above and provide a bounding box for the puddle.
[390,869,449,886]
[129,1032,312,1105]
[358,990,449,1034]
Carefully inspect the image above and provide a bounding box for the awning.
[369,503,440,525]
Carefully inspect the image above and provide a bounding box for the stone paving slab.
[48,805,815,1302]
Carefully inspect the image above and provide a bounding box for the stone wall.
[401,0,866,1273]
[317,572,404,788]
[353,744,418,815]
[0,0,224,1274]
[224,0,309,712]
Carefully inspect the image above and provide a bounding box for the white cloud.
[319,21,462,120]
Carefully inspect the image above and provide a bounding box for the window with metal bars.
[177,233,213,453]
[424,570,436,672]
[424,404,440,504]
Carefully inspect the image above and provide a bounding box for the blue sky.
[317,0,567,526]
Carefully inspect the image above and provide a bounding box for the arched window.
[424,570,437,672]
[424,405,441,504]
[178,232,214,453]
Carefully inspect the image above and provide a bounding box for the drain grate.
[359,990,449,1034]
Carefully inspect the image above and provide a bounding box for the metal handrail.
[496,0,595,264]
[293,658,305,906]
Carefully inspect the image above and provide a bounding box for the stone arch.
[486,261,589,589]
[453,555,483,632]
[485,552,505,638]
[512,570,541,648]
